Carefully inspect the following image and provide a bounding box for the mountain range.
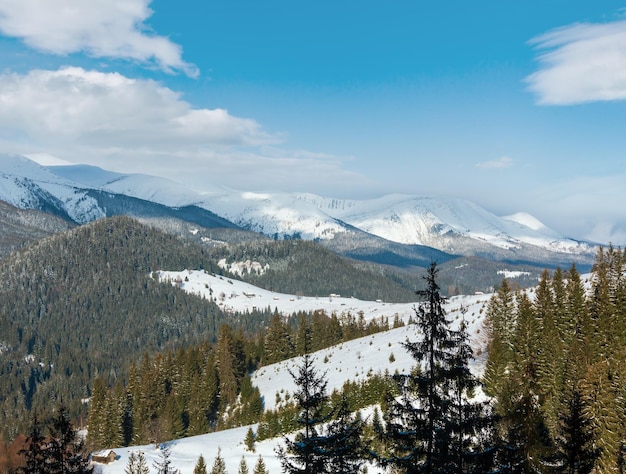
[0,154,598,279]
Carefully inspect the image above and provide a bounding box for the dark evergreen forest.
[0,217,255,438]
[0,216,415,442]
[0,212,624,473]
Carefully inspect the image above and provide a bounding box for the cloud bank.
[0,0,197,76]
[0,67,369,196]
[526,19,626,105]
[0,67,275,148]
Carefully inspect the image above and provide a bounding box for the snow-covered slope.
[96,272,491,474]
[0,155,105,223]
[299,193,591,253]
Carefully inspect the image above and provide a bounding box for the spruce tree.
[210,447,227,474]
[264,310,294,364]
[194,454,208,474]
[48,405,93,474]
[276,342,333,474]
[18,414,47,474]
[496,292,551,472]
[125,451,150,474]
[482,279,515,400]
[238,456,250,474]
[276,323,364,474]
[378,262,492,473]
[153,444,179,474]
[87,377,108,449]
[253,455,269,474]
[323,399,365,474]
[244,427,256,452]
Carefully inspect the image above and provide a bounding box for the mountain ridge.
[0,154,598,271]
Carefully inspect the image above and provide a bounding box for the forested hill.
[0,216,260,438]
[213,239,418,302]
[0,199,74,258]
[0,216,422,439]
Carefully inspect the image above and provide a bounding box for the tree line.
[483,245,626,472]
[86,309,394,450]
[272,252,626,472]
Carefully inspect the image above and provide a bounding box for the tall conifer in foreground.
[378,262,492,473]
[276,324,365,474]
[276,325,333,474]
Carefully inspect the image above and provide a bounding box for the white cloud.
[475,156,514,169]
[0,66,371,197]
[0,67,276,148]
[531,175,626,244]
[526,20,626,105]
[0,0,197,76]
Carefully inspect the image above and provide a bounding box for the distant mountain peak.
[502,212,548,232]
[0,154,598,268]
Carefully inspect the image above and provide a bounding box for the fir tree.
[238,456,250,474]
[47,405,93,474]
[378,262,493,473]
[153,444,179,474]
[253,455,269,474]
[194,454,208,474]
[210,447,227,474]
[125,451,150,474]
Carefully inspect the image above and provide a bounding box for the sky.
[0,1,625,245]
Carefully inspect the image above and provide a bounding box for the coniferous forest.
[0,213,625,473]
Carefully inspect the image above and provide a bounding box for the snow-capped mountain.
[0,154,237,229]
[0,154,597,267]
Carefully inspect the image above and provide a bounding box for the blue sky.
[0,1,625,244]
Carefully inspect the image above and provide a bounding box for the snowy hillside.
[299,193,592,253]
[96,272,491,474]
[0,155,105,223]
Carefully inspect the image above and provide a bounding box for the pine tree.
[48,405,93,474]
[253,455,269,474]
[210,447,227,474]
[244,427,256,452]
[194,454,208,474]
[18,414,47,474]
[153,444,179,474]
[125,451,150,474]
[378,262,492,473]
[238,456,250,474]
[482,279,515,400]
[276,342,333,474]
